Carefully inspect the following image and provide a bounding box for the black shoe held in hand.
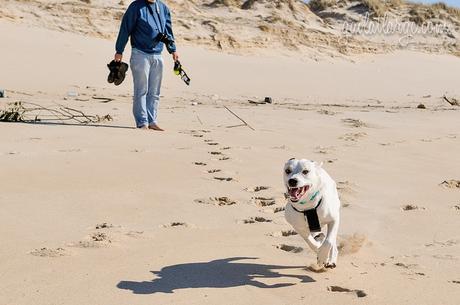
[107,60,129,86]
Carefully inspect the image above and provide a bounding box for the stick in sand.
[443,96,459,106]
[196,114,203,125]
[223,106,255,131]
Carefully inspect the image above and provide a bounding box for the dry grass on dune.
[308,0,460,19]
[308,0,388,17]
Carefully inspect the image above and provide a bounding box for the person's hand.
[114,53,123,62]
[172,52,179,62]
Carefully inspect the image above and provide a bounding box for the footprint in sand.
[337,234,367,255]
[342,118,368,128]
[425,239,459,248]
[270,145,288,150]
[432,254,457,261]
[69,232,112,248]
[275,244,303,253]
[401,204,426,211]
[440,180,460,189]
[207,169,221,173]
[270,230,298,237]
[220,146,231,150]
[219,156,230,161]
[180,130,210,137]
[451,280,460,284]
[91,232,110,242]
[125,231,144,238]
[453,204,460,211]
[194,162,207,166]
[160,222,189,228]
[314,146,335,154]
[204,139,214,143]
[95,222,114,229]
[30,247,67,257]
[264,206,285,214]
[394,262,418,269]
[317,109,337,116]
[207,142,219,146]
[246,186,270,192]
[194,197,237,206]
[213,177,234,182]
[254,197,276,207]
[209,151,223,155]
[327,286,367,298]
[339,132,367,142]
[238,217,272,224]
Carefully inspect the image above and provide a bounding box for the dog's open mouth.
[287,185,309,202]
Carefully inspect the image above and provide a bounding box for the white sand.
[1,10,460,305]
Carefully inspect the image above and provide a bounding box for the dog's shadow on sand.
[117,257,314,294]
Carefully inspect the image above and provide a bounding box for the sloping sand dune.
[1,0,458,57]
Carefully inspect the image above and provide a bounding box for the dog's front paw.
[317,240,332,266]
[317,240,338,269]
[324,262,336,269]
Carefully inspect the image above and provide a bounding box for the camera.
[157,33,174,47]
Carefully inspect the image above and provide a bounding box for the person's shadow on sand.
[117,257,314,294]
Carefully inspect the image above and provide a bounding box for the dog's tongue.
[289,187,301,198]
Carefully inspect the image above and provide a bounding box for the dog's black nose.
[288,178,297,187]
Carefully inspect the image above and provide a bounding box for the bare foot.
[149,124,164,131]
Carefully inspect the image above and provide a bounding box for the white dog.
[283,158,340,269]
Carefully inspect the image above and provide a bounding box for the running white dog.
[283,158,340,269]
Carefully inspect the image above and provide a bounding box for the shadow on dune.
[117,257,314,294]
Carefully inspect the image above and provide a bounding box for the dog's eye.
[285,168,292,175]
[302,170,309,175]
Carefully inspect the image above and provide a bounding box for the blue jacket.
[115,0,176,55]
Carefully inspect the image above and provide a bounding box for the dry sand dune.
[1,0,459,56]
[1,1,460,305]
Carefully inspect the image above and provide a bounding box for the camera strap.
[145,0,164,33]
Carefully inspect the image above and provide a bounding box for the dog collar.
[298,190,320,205]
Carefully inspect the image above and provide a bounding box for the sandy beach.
[1,1,460,304]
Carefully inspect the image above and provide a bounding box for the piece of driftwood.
[92,96,115,103]
[223,106,255,131]
[443,96,459,106]
[248,99,266,105]
[0,101,112,124]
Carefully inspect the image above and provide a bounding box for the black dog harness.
[291,198,323,232]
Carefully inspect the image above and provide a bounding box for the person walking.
[114,0,179,131]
